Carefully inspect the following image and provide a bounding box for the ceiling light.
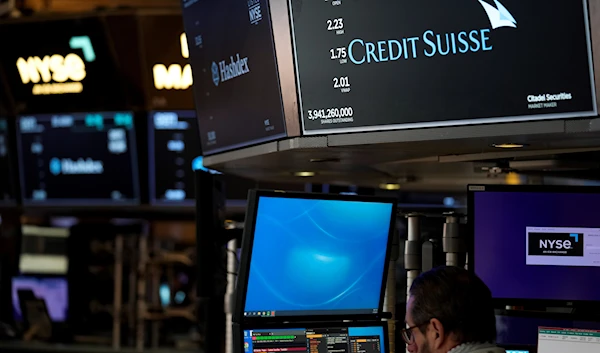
[492,143,527,149]
[293,171,316,177]
[379,183,401,191]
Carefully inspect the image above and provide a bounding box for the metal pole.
[225,239,237,353]
[405,214,422,302]
[384,229,399,353]
[443,213,465,267]
[136,235,148,351]
[112,235,124,350]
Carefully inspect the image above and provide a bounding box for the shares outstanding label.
[290,0,596,134]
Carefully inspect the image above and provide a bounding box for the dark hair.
[409,266,496,343]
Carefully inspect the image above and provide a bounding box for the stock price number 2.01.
[330,47,348,64]
[327,18,344,35]
[307,107,354,121]
[333,76,351,93]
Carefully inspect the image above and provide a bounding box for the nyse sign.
[16,36,95,96]
[153,33,193,90]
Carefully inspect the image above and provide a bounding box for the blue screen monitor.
[241,323,387,353]
[235,191,396,321]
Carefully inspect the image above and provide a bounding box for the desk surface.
[0,341,200,353]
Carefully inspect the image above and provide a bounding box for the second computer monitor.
[236,191,396,321]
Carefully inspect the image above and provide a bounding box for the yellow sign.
[153,33,193,90]
[16,54,86,95]
[16,36,95,96]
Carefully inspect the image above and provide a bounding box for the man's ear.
[429,318,446,349]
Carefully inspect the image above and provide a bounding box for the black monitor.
[235,191,396,322]
[0,118,16,204]
[148,110,205,206]
[469,185,600,305]
[181,0,288,155]
[236,321,388,353]
[16,112,140,206]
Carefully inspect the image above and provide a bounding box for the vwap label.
[49,157,104,175]
[528,232,584,257]
[347,0,517,65]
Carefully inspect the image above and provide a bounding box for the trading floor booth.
[233,190,397,353]
[469,185,600,353]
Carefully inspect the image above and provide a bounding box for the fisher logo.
[348,0,517,65]
[528,232,584,257]
[212,54,250,86]
[211,62,220,86]
[49,157,104,175]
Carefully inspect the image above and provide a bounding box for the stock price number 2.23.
[327,18,344,35]
[307,107,354,121]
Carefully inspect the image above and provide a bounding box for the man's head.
[404,266,496,353]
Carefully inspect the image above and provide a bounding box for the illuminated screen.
[243,325,385,353]
[17,112,139,205]
[149,111,202,205]
[244,196,393,317]
[472,188,600,302]
[0,118,16,203]
[12,276,68,322]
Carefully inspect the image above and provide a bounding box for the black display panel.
[0,118,16,204]
[291,0,597,134]
[182,0,287,155]
[16,112,139,206]
[0,17,127,114]
[148,110,202,205]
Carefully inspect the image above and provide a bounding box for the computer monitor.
[240,322,387,353]
[235,191,396,321]
[16,112,140,206]
[12,276,68,322]
[469,185,600,304]
[538,327,600,353]
[148,110,204,206]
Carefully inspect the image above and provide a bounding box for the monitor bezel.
[233,190,397,324]
[468,184,600,307]
[234,320,390,353]
[16,112,141,207]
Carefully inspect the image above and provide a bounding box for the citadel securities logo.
[348,0,517,65]
[211,54,250,87]
[528,232,584,257]
[49,157,104,175]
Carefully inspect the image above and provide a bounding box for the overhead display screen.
[182,0,287,155]
[291,0,597,134]
[0,16,127,114]
[17,112,139,206]
[0,118,16,204]
[149,110,202,205]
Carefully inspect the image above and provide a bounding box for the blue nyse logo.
[211,62,220,86]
